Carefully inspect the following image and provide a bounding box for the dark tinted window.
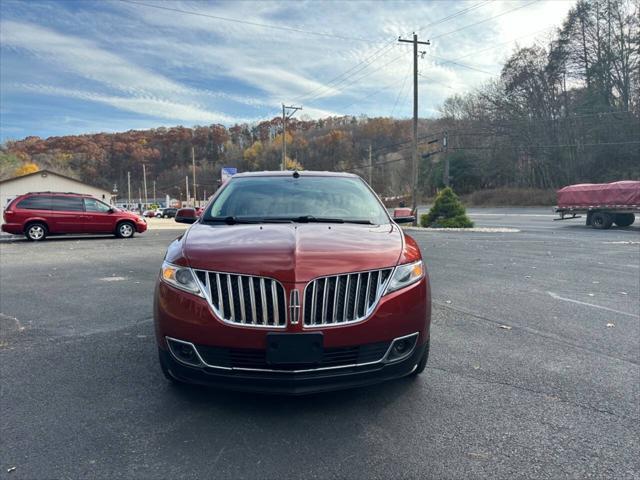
[51,196,84,212]
[207,176,390,224]
[16,195,52,210]
[84,198,111,213]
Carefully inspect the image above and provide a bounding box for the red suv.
[154,171,431,394]
[2,192,147,241]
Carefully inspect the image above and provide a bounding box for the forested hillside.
[1,0,637,201]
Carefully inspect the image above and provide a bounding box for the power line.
[344,136,640,173]
[391,62,412,117]
[429,0,540,41]
[302,45,401,103]
[451,140,640,150]
[294,1,492,104]
[452,25,555,61]
[415,1,492,34]
[118,0,371,42]
[428,55,495,75]
[293,42,398,102]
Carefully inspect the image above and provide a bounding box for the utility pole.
[203,190,207,202]
[185,176,190,207]
[191,146,197,205]
[153,180,156,204]
[281,104,302,170]
[368,143,373,186]
[443,131,450,188]
[127,171,131,208]
[399,33,430,223]
[142,164,148,208]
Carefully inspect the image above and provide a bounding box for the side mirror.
[175,208,197,224]
[107,208,115,214]
[394,216,415,224]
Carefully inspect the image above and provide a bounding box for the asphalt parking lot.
[1,209,638,479]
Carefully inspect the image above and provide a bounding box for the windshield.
[205,176,390,225]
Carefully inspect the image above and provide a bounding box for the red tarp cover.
[557,181,640,208]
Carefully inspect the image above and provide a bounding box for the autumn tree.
[14,162,39,177]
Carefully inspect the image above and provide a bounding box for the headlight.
[385,260,424,294]
[160,261,203,296]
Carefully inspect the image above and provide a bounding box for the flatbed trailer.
[554,181,639,229]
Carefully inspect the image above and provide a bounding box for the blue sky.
[0,0,575,142]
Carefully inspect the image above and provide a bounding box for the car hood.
[181,222,403,283]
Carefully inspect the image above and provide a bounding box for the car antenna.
[292,170,300,178]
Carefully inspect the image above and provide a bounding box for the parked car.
[142,209,159,218]
[154,171,429,394]
[160,208,178,218]
[2,192,147,241]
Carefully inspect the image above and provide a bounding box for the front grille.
[194,270,287,327]
[303,268,393,326]
[196,341,390,371]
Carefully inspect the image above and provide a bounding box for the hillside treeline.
[1,0,637,201]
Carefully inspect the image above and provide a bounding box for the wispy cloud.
[0,0,576,140]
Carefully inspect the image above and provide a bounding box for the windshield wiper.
[203,216,293,225]
[276,215,375,225]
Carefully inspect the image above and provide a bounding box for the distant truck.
[554,181,639,229]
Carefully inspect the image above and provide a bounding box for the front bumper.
[160,340,427,395]
[154,272,431,394]
[135,220,148,233]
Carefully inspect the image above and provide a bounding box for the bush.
[421,187,474,228]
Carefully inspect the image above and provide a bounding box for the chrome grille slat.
[259,278,268,326]
[303,268,393,327]
[238,276,246,323]
[226,275,235,321]
[195,270,286,328]
[249,278,257,325]
[321,278,329,325]
[215,273,224,319]
[342,275,350,321]
[271,281,279,325]
[332,276,340,324]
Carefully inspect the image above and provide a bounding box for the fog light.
[167,337,202,367]
[393,340,408,354]
[178,344,196,361]
[386,333,419,363]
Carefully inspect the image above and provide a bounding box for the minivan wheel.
[25,222,47,241]
[116,221,135,238]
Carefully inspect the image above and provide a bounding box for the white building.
[0,170,113,218]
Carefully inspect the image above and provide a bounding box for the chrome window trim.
[193,270,287,329]
[165,332,418,374]
[302,266,395,329]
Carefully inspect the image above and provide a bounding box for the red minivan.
[154,171,431,394]
[2,192,147,241]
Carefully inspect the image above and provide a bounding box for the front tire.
[25,222,47,241]
[614,213,635,227]
[411,341,430,376]
[590,212,613,230]
[116,221,135,238]
[159,350,185,385]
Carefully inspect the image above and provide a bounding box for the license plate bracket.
[266,333,324,365]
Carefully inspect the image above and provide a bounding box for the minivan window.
[84,198,111,213]
[51,196,84,212]
[206,176,390,225]
[16,195,52,210]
